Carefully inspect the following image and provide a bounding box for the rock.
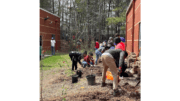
[137,56,141,61]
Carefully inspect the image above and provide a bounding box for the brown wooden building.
[40,8,61,51]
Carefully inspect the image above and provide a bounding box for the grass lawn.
[40,53,71,71]
[40,50,96,77]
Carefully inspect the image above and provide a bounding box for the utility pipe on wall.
[125,13,127,51]
[132,0,135,53]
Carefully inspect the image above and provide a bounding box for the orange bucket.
[106,71,113,81]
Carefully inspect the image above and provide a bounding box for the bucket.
[106,71,113,81]
[86,74,95,85]
[72,75,78,83]
[76,70,82,78]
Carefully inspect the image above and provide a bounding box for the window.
[139,23,141,56]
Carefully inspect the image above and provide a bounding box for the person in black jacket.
[69,51,87,71]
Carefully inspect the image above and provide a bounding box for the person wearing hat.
[51,37,56,55]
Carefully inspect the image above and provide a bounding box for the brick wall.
[126,0,141,55]
[40,8,61,51]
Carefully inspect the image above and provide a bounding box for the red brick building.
[126,0,141,56]
[40,8,61,51]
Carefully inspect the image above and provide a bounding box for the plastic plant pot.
[72,75,78,83]
[86,74,96,85]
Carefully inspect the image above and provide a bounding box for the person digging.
[114,37,128,77]
[101,49,128,96]
[69,51,87,71]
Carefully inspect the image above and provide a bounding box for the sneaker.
[101,82,106,87]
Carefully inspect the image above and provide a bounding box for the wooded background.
[40,0,131,50]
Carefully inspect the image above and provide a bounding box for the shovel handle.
[135,80,140,87]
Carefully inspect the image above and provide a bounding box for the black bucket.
[72,75,78,83]
[86,75,96,85]
[76,70,82,78]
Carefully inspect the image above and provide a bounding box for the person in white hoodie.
[51,37,56,55]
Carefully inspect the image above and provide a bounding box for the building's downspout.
[125,14,127,51]
[132,0,135,53]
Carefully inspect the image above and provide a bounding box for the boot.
[101,82,106,87]
[113,89,120,97]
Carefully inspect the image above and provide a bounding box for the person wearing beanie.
[51,37,56,55]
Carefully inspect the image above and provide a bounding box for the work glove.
[118,67,122,75]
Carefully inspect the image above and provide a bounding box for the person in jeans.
[82,52,94,68]
[95,39,99,50]
[95,46,110,65]
[51,37,56,55]
[69,51,87,71]
[101,49,128,96]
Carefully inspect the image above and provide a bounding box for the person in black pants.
[69,51,87,71]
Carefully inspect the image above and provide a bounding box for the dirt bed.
[41,62,140,101]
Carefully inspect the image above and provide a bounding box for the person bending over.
[101,49,128,96]
[69,51,87,71]
[95,46,110,65]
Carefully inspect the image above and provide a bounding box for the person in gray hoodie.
[101,49,128,96]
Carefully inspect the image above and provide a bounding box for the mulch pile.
[80,65,103,77]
